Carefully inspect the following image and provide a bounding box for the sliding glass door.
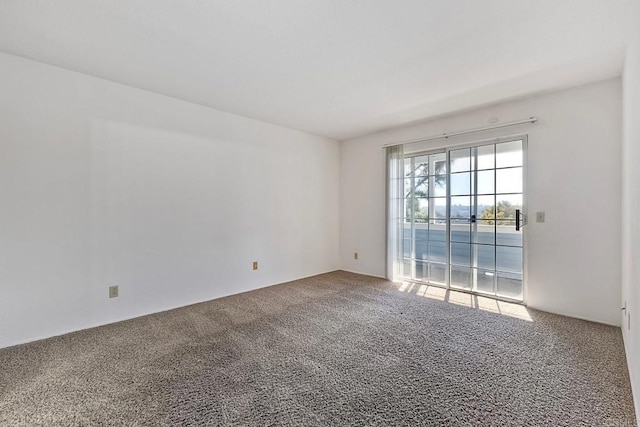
[400,138,525,301]
[402,152,447,286]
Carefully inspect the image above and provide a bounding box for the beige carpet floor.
[0,271,636,426]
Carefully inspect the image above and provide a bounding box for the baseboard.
[0,268,344,350]
[338,269,388,280]
[3,296,250,350]
[622,330,640,421]
[526,305,620,327]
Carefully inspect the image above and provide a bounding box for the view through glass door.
[402,138,525,301]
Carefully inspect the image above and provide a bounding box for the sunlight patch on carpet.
[397,281,532,321]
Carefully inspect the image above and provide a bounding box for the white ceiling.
[0,1,635,140]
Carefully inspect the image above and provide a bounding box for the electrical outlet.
[252,261,258,270]
[354,252,358,260]
[109,285,119,298]
[536,212,545,223]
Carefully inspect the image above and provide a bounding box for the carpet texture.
[0,271,636,426]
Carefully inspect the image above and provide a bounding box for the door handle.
[515,209,526,231]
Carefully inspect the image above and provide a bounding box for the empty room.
[1,1,639,425]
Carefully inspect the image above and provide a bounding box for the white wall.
[341,79,622,326]
[622,5,640,417]
[0,52,340,349]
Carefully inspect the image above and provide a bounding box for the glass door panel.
[402,152,448,285]
[456,139,525,300]
[471,140,524,299]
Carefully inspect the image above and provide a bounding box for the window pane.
[451,265,471,289]
[415,261,428,281]
[450,219,471,243]
[403,223,412,239]
[497,272,523,300]
[416,198,429,223]
[432,176,447,197]
[414,224,428,241]
[474,244,495,269]
[403,158,413,178]
[496,222,522,246]
[430,198,447,221]
[451,196,471,218]
[429,241,447,263]
[415,239,428,261]
[477,170,494,194]
[428,220,447,242]
[496,140,523,168]
[496,246,523,273]
[402,259,411,278]
[430,153,447,176]
[495,195,522,218]
[414,156,429,178]
[475,144,495,170]
[450,148,471,173]
[474,268,495,294]
[405,197,428,223]
[450,172,471,196]
[403,239,411,258]
[496,167,523,194]
[451,242,471,266]
[476,195,495,220]
[414,176,429,198]
[403,179,412,197]
[429,263,447,286]
[475,220,495,245]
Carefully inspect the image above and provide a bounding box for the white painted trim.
[338,269,388,280]
[622,331,640,421]
[527,305,621,327]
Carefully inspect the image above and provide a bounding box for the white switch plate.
[536,212,545,223]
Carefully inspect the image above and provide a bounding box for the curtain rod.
[382,117,538,148]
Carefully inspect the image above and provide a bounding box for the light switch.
[536,212,545,223]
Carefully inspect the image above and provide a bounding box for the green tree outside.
[405,160,445,222]
[480,200,520,225]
